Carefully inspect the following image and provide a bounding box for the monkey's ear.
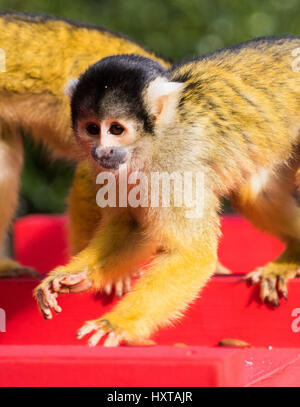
[64,78,79,98]
[145,77,185,125]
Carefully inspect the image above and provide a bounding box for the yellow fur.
[168,37,300,306]
[0,12,168,157]
[67,161,102,254]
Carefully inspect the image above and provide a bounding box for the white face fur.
[65,76,185,170]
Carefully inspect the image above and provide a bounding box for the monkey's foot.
[35,270,92,319]
[77,319,125,347]
[0,258,39,278]
[104,269,145,297]
[245,263,300,306]
[77,316,154,347]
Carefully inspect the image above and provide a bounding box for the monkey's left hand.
[35,270,92,319]
[35,268,145,319]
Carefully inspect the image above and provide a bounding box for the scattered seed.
[218,338,251,348]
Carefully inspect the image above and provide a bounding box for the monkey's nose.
[91,146,127,169]
[105,149,114,158]
[92,147,115,160]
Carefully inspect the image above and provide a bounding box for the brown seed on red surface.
[218,338,251,348]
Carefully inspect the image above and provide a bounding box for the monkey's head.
[66,54,185,172]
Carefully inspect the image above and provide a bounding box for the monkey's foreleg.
[68,161,141,297]
[77,226,218,347]
[34,211,154,319]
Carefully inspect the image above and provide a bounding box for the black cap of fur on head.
[71,54,168,134]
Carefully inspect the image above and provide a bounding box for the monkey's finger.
[59,272,92,291]
[260,277,279,306]
[66,279,92,293]
[53,273,92,294]
[259,278,268,302]
[245,269,262,284]
[77,321,98,339]
[52,277,63,292]
[43,286,57,308]
[104,282,112,296]
[88,330,106,347]
[115,280,124,297]
[104,332,123,347]
[278,276,288,301]
[123,276,131,293]
[43,286,62,313]
[36,289,53,319]
[267,287,280,307]
[50,294,62,313]
[60,272,86,285]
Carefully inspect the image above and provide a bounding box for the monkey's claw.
[77,319,125,347]
[245,265,300,306]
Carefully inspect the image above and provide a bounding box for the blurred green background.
[0,0,300,215]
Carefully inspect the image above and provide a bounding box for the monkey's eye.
[86,123,100,136]
[109,123,124,136]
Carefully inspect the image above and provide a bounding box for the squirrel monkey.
[0,11,228,293]
[35,38,300,346]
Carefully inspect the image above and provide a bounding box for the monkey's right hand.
[34,269,92,320]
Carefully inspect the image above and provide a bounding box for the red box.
[0,215,299,386]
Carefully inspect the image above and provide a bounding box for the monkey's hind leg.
[246,241,300,304]
[231,170,300,306]
[0,123,38,278]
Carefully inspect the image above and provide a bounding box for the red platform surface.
[0,215,300,387]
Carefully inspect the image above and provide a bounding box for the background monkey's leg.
[231,172,300,305]
[0,123,38,278]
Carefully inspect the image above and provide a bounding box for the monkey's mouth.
[98,158,126,170]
